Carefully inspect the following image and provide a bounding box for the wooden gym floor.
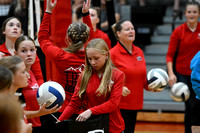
[134,112,185,133]
[135,122,184,133]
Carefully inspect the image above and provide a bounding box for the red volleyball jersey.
[0,43,44,86]
[94,28,112,49]
[166,22,200,76]
[23,70,41,127]
[110,42,148,110]
[38,12,94,112]
[58,68,125,133]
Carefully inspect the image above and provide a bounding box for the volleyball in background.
[147,68,169,92]
[37,81,65,109]
[170,82,190,102]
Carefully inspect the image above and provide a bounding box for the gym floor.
[135,122,184,133]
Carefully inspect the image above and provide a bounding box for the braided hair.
[65,22,90,53]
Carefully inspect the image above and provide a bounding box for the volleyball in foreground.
[37,81,65,109]
[147,68,169,92]
[170,82,190,102]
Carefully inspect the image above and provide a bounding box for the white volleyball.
[37,81,65,109]
[170,82,190,102]
[147,68,169,92]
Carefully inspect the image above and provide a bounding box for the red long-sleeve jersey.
[23,70,41,127]
[110,42,148,110]
[166,22,200,76]
[94,28,112,49]
[58,68,125,133]
[38,12,94,112]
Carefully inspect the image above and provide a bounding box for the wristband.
[82,11,89,16]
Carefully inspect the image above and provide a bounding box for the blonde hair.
[79,38,114,98]
[64,22,90,53]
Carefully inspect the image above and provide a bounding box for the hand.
[76,109,92,122]
[20,120,32,133]
[122,86,130,97]
[168,73,177,87]
[45,0,57,13]
[38,103,60,116]
[82,0,91,14]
